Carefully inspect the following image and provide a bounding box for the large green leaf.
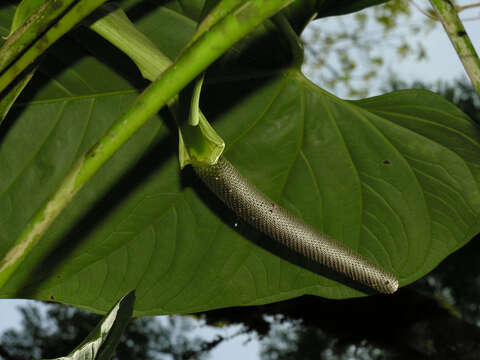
[1,1,480,316]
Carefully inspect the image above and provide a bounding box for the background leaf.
[0,1,479,316]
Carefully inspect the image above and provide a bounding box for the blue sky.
[1,1,480,359]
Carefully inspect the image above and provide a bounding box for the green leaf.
[0,67,35,123]
[0,1,479,316]
[44,290,135,360]
[162,0,206,22]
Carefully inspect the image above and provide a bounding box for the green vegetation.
[0,0,479,358]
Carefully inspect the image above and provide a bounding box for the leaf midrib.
[13,89,138,107]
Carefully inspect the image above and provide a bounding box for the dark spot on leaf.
[383,160,391,165]
[50,295,55,300]
[457,30,467,37]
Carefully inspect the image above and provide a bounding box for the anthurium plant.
[1,0,480,355]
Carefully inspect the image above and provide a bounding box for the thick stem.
[0,0,294,289]
[0,0,78,73]
[429,0,480,97]
[0,0,109,95]
[189,0,245,46]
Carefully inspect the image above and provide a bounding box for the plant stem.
[0,0,108,95]
[90,4,224,168]
[189,0,246,46]
[428,0,480,97]
[0,0,294,289]
[0,0,78,74]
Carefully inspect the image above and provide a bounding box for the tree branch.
[456,2,480,12]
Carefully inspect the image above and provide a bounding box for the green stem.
[90,4,224,168]
[0,0,294,289]
[0,0,108,95]
[429,0,480,97]
[0,0,78,74]
[190,0,245,46]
